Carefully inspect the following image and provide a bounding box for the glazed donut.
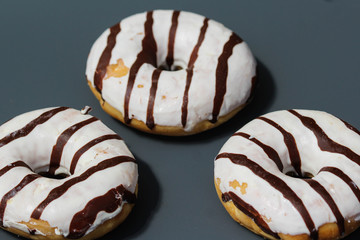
[214,109,360,240]
[0,107,138,239]
[86,10,257,136]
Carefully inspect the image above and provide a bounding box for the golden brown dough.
[88,81,246,136]
[215,178,360,240]
[2,202,134,240]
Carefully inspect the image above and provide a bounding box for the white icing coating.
[86,10,256,132]
[80,105,92,115]
[214,110,360,236]
[0,107,138,238]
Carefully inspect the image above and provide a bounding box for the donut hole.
[285,171,314,179]
[157,63,183,71]
[156,59,187,72]
[34,166,71,180]
[37,172,70,180]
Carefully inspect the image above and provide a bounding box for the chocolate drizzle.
[166,10,180,69]
[93,24,121,93]
[0,174,40,226]
[124,11,157,124]
[0,107,69,148]
[31,156,135,220]
[341,119,360,136]
[211,33,243,123]
[258,116,302,177]
[222,191,279,238]
[0,161,32,177]
[146,69,162,129]
[288,110,360,166]
[304,179,345,235]
[233,132,283,171]
[48,117,99,175]
[181,18,209,127]
[320,166,360,202]
[70,134,122,174]
[216,152,317,239]
[67,185,136,239]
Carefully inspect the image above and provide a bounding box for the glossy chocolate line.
[181,18,209,127]
[81,106,92,115]
[320,166,360,202]
[258,116,302,177]
[0,107,69,148]
[341,119,360,136]
[0,161,32,177]
[0,174,40,226]
[222,192,279,238]
[216,152,317,239]
[304,179,345,235]
[166,10,180,69]
[93,24,121,93]
[233,132,283,171]
[70,134,122,174]
[146,69,162,129]
[124,11,157,124]
[289,110,360,166]
[211,33,243,123]
[31,156,135,220]
[48,117,99,176]
[67,185,136,239]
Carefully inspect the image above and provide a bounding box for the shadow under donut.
[98,156,161,239]
[199,58,277,140]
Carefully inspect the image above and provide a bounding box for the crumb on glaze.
[105,58,129,80]
[229,180,248,195]
[262,215,272,223]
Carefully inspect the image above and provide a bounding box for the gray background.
[0,0,359,239]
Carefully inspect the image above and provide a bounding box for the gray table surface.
[0,0,359,239]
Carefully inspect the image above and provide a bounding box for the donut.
[214,109,360,240]
[0,107,138,239]
[86,10,257,136]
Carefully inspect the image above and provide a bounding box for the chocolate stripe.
[181,18,209,127]
[304,179,345,235]
[48,117,99,175]
[233,132,283,171]
[289,110,360,166]
[0,107,69,148]
[222,192,279,238]
[166,10,180,69]
[70,134,122,174]
[211,33,243,123]
[320,166,360,202]
[124,11,157,124]
[0,161,32,177]
[93,24,121,93]
[0,174,40,226]
[146,69,162,129]
[341,119,360,136]
[216,152,317,239]
[258,116,302,177]
[31,156,135,220]
[68,185,136,238]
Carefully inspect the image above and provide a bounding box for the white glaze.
[0,107,138,238]
[214,110,360,236]
[86,10,256,132]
